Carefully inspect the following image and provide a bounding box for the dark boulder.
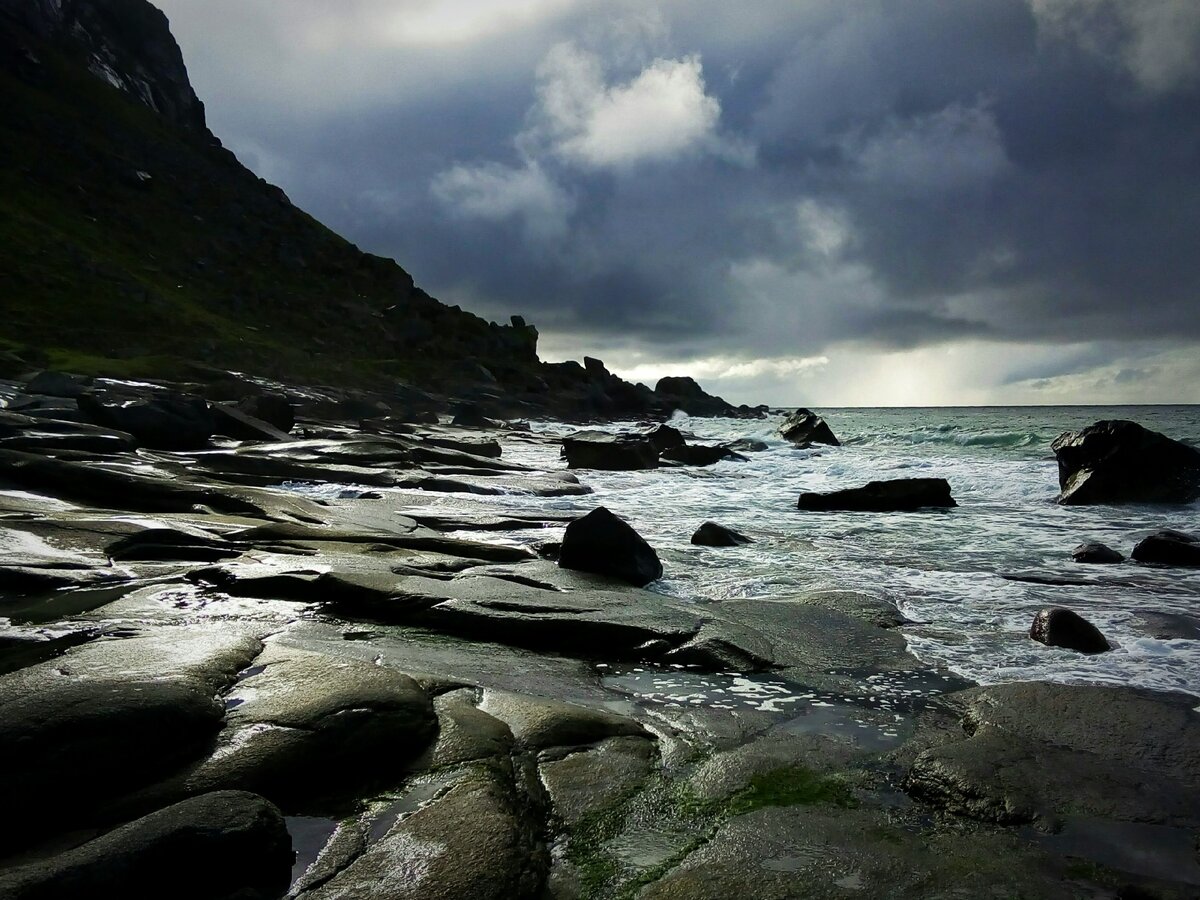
[209,403,291,442]
[559,507,663,586]
[235,393,294,433]
[77,393,213,450]
[25,371,94,398]
[644,423,685,453]
[798,478,956,512]
[660,444,744,467]
[0,791,292,900]
[726,438,769,453]
[1072,542,1124,564]
[1051,420,1200,505]
[1029,607,1111,654]
[779,409,840,447]
[691,522,753,547]
[1131,530,1200,567]
[451,403,490,427]
[562,431,659,471]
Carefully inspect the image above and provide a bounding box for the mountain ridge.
[0,0,763,420]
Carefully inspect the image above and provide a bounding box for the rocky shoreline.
[1,370,1198,899]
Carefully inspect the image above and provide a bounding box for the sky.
[154,0,1200,406]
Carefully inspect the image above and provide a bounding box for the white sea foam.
[381,406,1200,697]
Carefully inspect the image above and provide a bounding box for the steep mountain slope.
[0,0,758,418]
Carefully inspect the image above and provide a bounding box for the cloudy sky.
[155,0,1200,406]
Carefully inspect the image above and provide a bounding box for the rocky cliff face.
[0,0,750,420]
[0,0,205,132]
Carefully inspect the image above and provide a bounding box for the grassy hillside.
[0,17,539,389]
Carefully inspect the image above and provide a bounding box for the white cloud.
[1030,0,1200,95]
[524,41,750,168]
[430,160,574,241]
[613,354,830,385]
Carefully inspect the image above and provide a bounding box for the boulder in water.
[644,423,685,453]
[1071,542,1124,564]
[691,522,753,547]
[726,438,769,453]
[559,507,663,586]
[797,478,956,512]
[1051,420,1200,505]
[562,431,659,471]
[1131,530,1200,567]
[1029,607,1111,654]
[660,444,743,467]
[779,409,839,447]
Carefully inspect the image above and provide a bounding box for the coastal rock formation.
[1071,541,1124,564]
[906,682,1200,827]
[779,408,840,447]
[235,393,294,433]
[1132,529,1200,567]
[77,392,214,450]
[1029,607,1111,654]
[0,0,208,133]
[561,431,659,470]
[655,376,767,418]
[691,522,753,547]
[0,791,292,900]
[1051,420,1200,505]
[558,507,663,586]
[798,478,956,512]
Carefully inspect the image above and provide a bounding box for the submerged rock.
[660,444,743,467]
[779,408,840,447]
[1051,420,1200,505]
[1132,530,1200,567]
[797,478,956,512]
[1071,541,1124,564]
[1029,607,1111,654]
[691,522,753,547]
[0,791,292,900]
[561,431,659,471]
[558,507,663,586]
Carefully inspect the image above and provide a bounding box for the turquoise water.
[442,406,1200,697]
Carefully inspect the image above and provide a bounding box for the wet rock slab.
[0,791,292,900]
[906,682,1200,827]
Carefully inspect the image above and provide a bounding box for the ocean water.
[423,406,1200,698]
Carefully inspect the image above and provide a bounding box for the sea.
[404,406,1200,699]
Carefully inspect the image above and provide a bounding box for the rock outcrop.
[691,522,753,547]
[1071,541,1124,564]
[1051,420,1200,505]
[779,408,840,447]
[1029,607,1111,654]
[0,0,208,133]
[797,478,956,512]
[558,507,663,586]
[561,431,659,470]
[1132,530,1200,567]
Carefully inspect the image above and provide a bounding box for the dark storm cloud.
[156,0,1200,371]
